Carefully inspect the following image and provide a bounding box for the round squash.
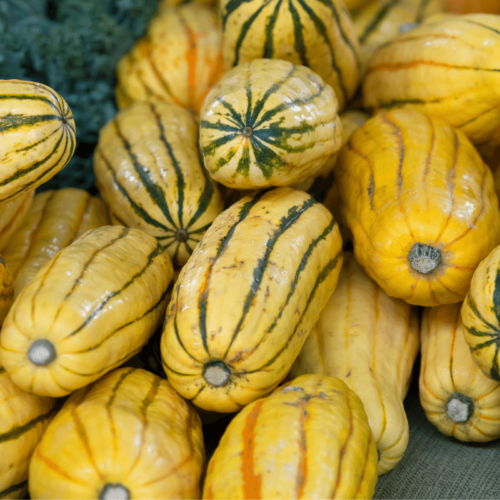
[363,14,500,147]
[220,0,360,110]
[336,108,500,306]
[421,303,500,442]
[0,226,174,397]
[116,4,224,115]
[200,59,343,190]
[2,189,110,297]
[161,188,343,413]
[0,80,75,202]
[461,245,500,381]
[29,367,205,500]
[94,100,224,267]
[203,374,378,499]
[0,191,34,251]
[0,362,57,500]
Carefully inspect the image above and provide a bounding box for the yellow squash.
[29,367,205,500]
[200,59,343,190]
[94,100,223,267]
[461,245,500,381]
[336,109,500,306]
[203,374,378,499]
[0,80,76,202]
[354,0,443,72]
[420,303,500,441]
[345,0,375,12]
[2,188,109,297]
[0,255,14,326]
[220,0,360,110]
[0,191,34,251]
[0,362,56,500]
[363,14,500,147]
[0,226,174,397]
[116,4,224,115]
[290,253,419,474]
[161,188,343,413]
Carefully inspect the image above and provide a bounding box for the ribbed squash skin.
[220,0,360,110]
[421,303,500,442]
[94,100,223,267]
[0,81,75,202]
[2,189,110,297]
[0,363,56,500]
[363,14,500,147]
[0,191,34,251]
[203,374,378,499]
[29,368,205,500]
[0,256,14,326]
[461,245,500,381]
[200,59,343,190]
[291,253,419,474]
[0,226,174,397]
[336,109,500,306]
[161,188,343,413]
[116,4,224,115]
[354,0,443,71]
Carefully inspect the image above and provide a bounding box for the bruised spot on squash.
[408,243,441,274]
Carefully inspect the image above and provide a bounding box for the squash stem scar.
[446,392,474,423]
[408,243,441,274]
[99,483,131,500]
[28,339,56,366]
[203,360,231,387]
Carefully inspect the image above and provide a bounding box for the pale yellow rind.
[0,191,34,251]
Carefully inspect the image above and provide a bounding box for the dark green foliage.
[0,0,159,191]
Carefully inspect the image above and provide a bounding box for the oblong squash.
[0,226,174,397]
[354,0,443,72]
[220,0,360,110]
[363,14,500,147]
[0,80,76,202]
[2,188,110,297]
[94,100,223,267]
[115,4,224,114]
[421,303,500,442]
[203,374,378,499]
[461,245,500,381]
[200,59,343,190]
[0,362,57,500]
[336,108,500,306]
[29,367,205,500]
[0,191,34,251]
[161,188,343,413]
[290,253,419,474]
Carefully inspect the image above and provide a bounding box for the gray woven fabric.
[375,367,500,500]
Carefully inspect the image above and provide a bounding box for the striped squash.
[161,188,343,413]
[461,245,500,381]
[0,363,57,500]
[2,189,110,297]
[94,100,223,267]
[203,374,378,499]
[115,4,224,115]
[0,226,174,397]
[363,14,500,147]
[0,256,14,327]
[336,109,500,306]
[290,253,419,474]
[354,0,443,72]
[421,303,500,442]
[0,191,34,251]
[29,368,205,500]
[200,59,343,189]
[220,0,360,110]
[0,81,76,202]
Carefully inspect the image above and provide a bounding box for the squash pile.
[2,0,500,498]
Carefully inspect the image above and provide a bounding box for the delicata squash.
[0,226,174,397]
[336,109,500,306]
[94,100,223,267]
[203,374,378,499]
[291,253,419,474]
[29,368,205,500]
[161,188,343,413]
[200,59,343,190]
[420,303,500,442]
[363,14,500,147]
